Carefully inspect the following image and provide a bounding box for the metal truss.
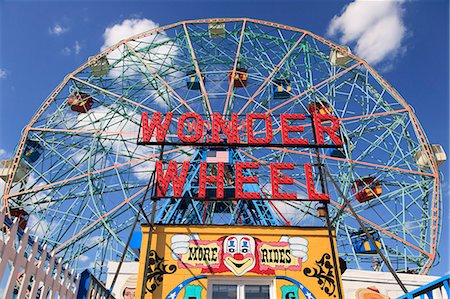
[1,18,441,278]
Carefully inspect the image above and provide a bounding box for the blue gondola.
[328,148,346,158]
[186,71,203,90]
[350,229,381,254]
[23,140,43,163]
[272,79,291,99]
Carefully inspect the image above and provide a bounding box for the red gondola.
[68,91,94,113]
[229,68,248,88]
[351,177,382,203]
[10,208,29,230]
[308,101,332,115]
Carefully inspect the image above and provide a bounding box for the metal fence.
[396,274,450,299]
[0,208,78,298]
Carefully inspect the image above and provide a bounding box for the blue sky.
[0,0,448,276]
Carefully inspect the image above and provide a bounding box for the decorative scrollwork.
[145,250,177,293]
[303,253,336,297]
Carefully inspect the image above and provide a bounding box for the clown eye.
[242,248,248,253]
[229,248,235,253]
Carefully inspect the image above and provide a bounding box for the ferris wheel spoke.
[29,127,137,137]
[328,198,431,257]
[182,22,213,118]
[224,20,247,115]
[70,76,175,119]
[265,147,433,178]
[238,33,306,115]
[267,61,363,115]
[6,147,186,199]
[124,43,196,113]
[52,185,149,254]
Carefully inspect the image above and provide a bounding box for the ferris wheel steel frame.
[1,18,442,276]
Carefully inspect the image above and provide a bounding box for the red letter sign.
[270,163,296,200]
[177,112,204,143]
[312,112,343,146]
[304,163,330,201]
[211,113,239,143]
[246,114,273,145]
[156,160,190,197]
[235,162,261,199]
[141,112,173,142]
[280,114,308,145]
[198,162,225,199]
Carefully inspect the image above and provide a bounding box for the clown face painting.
[171,233,308,277]
[223,235,256,276]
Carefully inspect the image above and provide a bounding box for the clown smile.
[225,256,255,275]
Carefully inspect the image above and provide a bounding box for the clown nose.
[233,253,244,260]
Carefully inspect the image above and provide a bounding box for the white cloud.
[49,23,69,36]
[328,0,406,65]
[61,41,83,56]
[271,200,312,226]
[0,68,7,79]
[28,214,56,238]
[101,18,160,51]
[79,254,90,262]
[61,47,72,56]
[0,180,5,199]
[97,18,182,109]
[100,18,181,91]
[86,235,102,246]
[0,148,6,157]
[74,40,81,55]
[100,18,160,79]
[74,105,158,181]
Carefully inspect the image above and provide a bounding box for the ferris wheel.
[1,18,445,278]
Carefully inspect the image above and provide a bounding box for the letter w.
[156,160,190,197]
[141,112,173,142]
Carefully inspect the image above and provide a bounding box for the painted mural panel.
[136,225,343,299]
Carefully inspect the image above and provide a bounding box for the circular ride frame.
[1,18,442,277]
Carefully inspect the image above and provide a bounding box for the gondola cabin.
[328,135,351,158]
[350,229,381,254]
[414,144,446,169]
[351,177,382,203]
[329,45,352,66]
[317,205,327,217]
[9,208,29,231]
[327,148,346,158]
[229,68,248,88]
[0,159,28,182]
[272,79,291,99]
[308,101,332,116]
[88,55,110,77]
[186,71,203,90]
[68,91,94,113]
[23,140,43,163]
[208,22,225,38]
